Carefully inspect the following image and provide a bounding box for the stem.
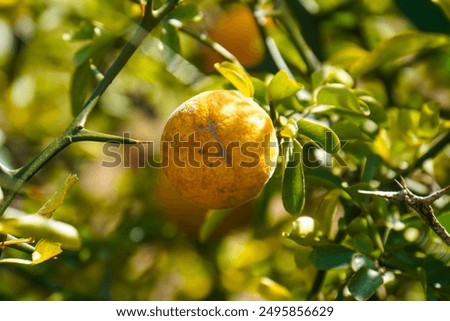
[278,0,321,73]
[0,0,180,217]
[0,134,73,215]
[172,21,243,68]
[307,270,326,300]
[252,2,312,102]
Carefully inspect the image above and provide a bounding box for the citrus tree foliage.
[0,0,449,300]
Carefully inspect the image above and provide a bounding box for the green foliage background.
[0,0,449,300]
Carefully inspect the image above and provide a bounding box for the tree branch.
[359,179,450,246]
[0,0,180,217]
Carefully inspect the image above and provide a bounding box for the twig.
[359,178,450,246]
[277,0,321,73]
[169,20,243,68]
[251,2,311,101]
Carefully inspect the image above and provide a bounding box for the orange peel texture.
[161,90,278,209]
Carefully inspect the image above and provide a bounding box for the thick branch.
[359,180,450,246]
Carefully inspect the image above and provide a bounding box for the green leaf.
[31,239,62,265]
[1,210,81,250]
[348,267,383,301]
[309,244,354,270]
[439,211,450,232]
[312,65,354,89]
[251,76,268,106]
[268,70,303,104]
[418,101,440,139]
[294,249,312,268]
[161,20,181,56]
[351,233,375,255]
[64,21,104,42]
[331,122,372,141]
[167,3,203,22]
[70,62,94,115]
[37,174,78,218]
[317,189,342,239]
[72,44,92,66]
[351,253,377,272]
[297,118,341,154]
[315,84,369,116]
[214,61,254,97]
[70,31,116,114]
[282,140,305,215]
[361,154,382,184]
[350,32,450,76]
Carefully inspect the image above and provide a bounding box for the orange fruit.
[160,90,278,209]
[200,4,265,72]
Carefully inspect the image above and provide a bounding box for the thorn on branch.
[359,178,450,246]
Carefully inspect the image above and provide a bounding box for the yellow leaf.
[214,61,254,97]
[32,239,62,265]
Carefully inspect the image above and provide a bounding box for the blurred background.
[0,0,449,300]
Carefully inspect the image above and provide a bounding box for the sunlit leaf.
[350,32,450,76]
[0,210,81,250]
[351,253,377,272]
[37,174,78,218]
[284,216,322,247]
[315,84,369,116]
[214,61,254,97]
[258,277,292,300]
[297,118,341,154]
[268,70,303,104]
[418,101,440,139]
[348,267,383,301]
[282,139,305,215]
[32,239,62,265]
[312,65,354,89]
[309,244,354,270]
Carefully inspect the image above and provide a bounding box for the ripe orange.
[160,90,278,209]
[200,4,265,72]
